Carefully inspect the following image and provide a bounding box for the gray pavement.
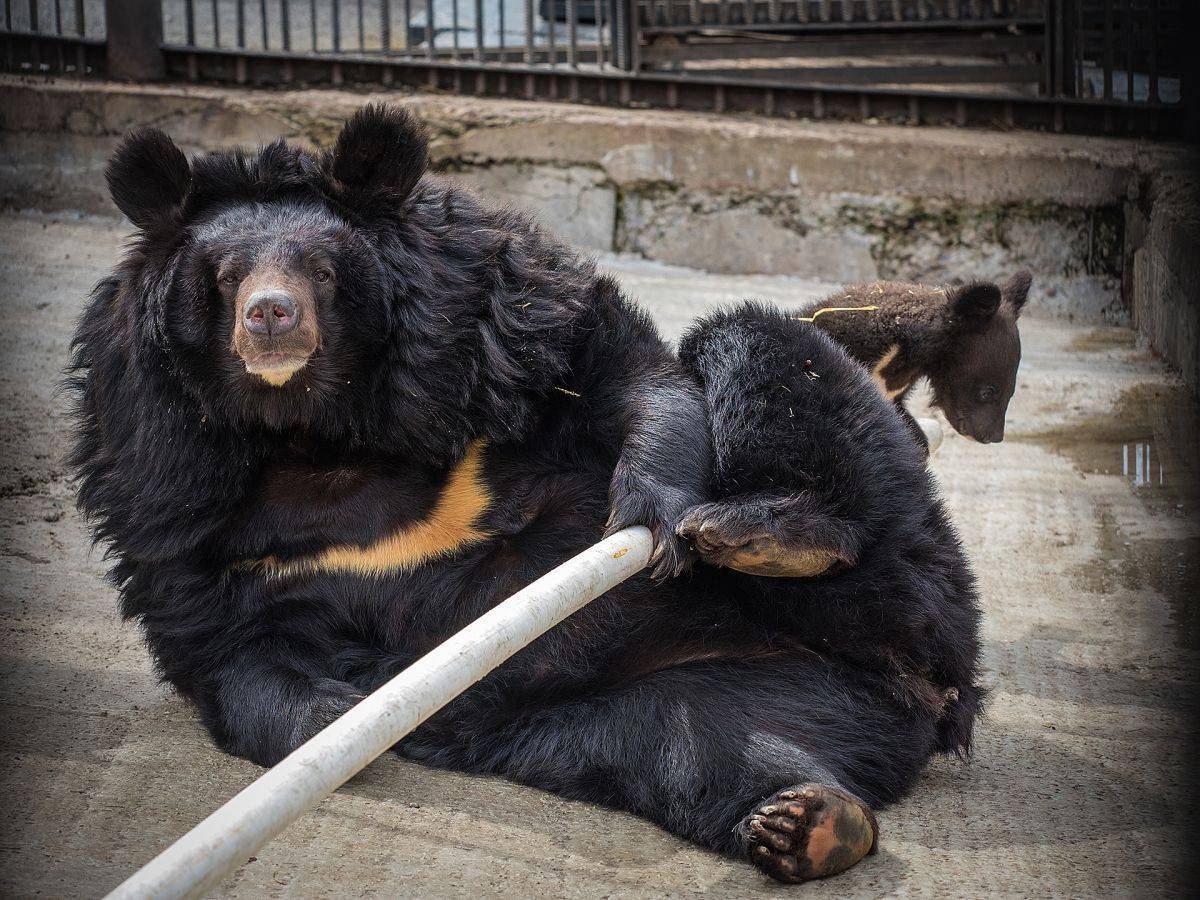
[0,209,1197,898]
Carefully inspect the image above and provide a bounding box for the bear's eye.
[313,268,333,284]
[979,385,996,402]
[218,272,240,287]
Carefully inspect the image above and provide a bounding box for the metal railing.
[0,1,1189,138]
[0,1,105,75]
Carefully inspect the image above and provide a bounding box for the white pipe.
[107,526,654,900]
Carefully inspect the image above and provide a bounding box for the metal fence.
[0,1,1190,138]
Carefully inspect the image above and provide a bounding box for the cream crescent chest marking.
[248,440,494,579]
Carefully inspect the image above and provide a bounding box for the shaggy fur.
[70,106,982,883]
[802,272,1031,448]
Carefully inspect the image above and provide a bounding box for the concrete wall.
[1,77,1196,387]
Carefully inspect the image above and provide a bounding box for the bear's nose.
[243,291,299,337]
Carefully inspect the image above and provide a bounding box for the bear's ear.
[1000,269,1033,317]
[949,281,1002,328]
[105,129,191,229]
[325,104,428,208]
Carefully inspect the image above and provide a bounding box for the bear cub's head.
[929,271,1031,444]
[103,105,428,420]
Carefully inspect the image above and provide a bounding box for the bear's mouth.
[243,351,311,387]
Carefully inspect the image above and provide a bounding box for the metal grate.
[0,0,105,74]
[0,1,1189,137]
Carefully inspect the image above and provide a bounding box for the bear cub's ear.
[949,281,1002,328]
[1000,269,1033,317]
[106,129,191,230]
[325,104,429,207]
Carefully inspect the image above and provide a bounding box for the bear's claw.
[739,783,877,883]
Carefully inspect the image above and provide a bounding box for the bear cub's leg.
[740,784,878,882]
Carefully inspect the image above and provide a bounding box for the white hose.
[106,526,654,900]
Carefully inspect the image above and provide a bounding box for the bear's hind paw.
[740,784,877,883]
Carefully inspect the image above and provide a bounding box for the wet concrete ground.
[0,210,1197,897]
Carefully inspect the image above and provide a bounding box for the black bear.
[800,272,1031,450]
[70,106,982,884]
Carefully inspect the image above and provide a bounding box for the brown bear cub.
[800,272,1031,451]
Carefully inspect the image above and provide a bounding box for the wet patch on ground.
[1009,382,1200,649]
[1011,383,1199,512]
[1066,327,1138,354]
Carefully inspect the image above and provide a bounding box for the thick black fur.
[71,106,982,878]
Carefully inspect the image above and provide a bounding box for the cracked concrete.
[0,209,1196,898]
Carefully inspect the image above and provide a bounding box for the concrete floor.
[0,210,1196,898]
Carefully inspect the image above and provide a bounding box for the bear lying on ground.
[70,106,982,884]
[800,272,1031,450]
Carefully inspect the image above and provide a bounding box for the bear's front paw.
[677,500,839,578]
[606,467,697,580]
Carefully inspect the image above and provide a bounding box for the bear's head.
[927,271,1031,444]
[101,104,430,431]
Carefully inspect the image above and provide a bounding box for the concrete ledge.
[1,75,1196,388]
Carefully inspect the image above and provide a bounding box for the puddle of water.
[1018,383,1199,514]
[1014,383,1200,649]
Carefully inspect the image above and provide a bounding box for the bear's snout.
[243,291,299,338]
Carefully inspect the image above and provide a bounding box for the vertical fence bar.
[260,0,269,49]
[382,0,391,51]
[357,0,364,50]
[597,0,606,67]
[27,0,37,32]
[332,0,340,50]
[282,0,292,50]
[1124,0,1132,101]
[547,0,555,66]
[1080,0,1089,98]
[451,0,459,58]
[567,0,576,66]
[1102,0,1112,99]
[474,0,482,60]
[73,0,84,69]
[4,0,10,31]
[524,0,533,63]
[53,0,61,33]
[498,0,505,60]
[614,0,634,70]
[238,0,247,47]
[1146,0,1158,102]
[403,0,412,55]
[426,0,435,58]
[105,0,166,79]
[184,0,194,44]
[211,0,220,46]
